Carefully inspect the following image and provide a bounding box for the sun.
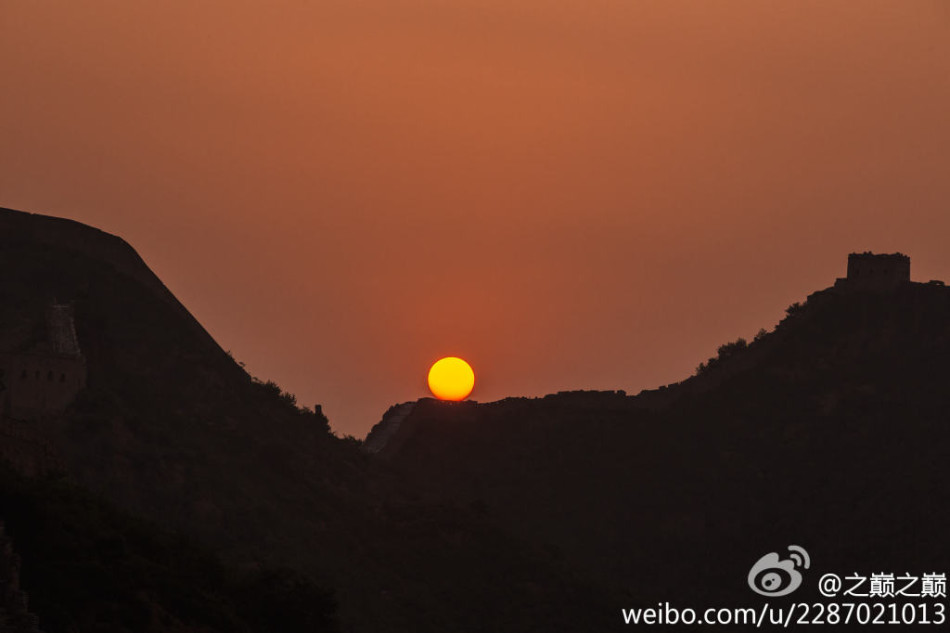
[427,357,475,401]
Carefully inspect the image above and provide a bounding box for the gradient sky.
[2,1,949,437]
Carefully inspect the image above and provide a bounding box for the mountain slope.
[0,207,609,633]
[0,463,339,633]
[367,282,950,613]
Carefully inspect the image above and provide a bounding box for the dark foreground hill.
[0,463,338,633]
[0,208,606,633]
[366,281,950,626]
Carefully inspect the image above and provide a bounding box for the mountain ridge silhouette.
[2,206,948,631]
[0,206,608,632]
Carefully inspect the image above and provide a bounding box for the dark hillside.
[0,206,348,559]
[0,464,339,633]
[368,282,950,620]
[0,207,610,633]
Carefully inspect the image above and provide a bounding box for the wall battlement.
[834,252,911,291]
[0,304,86,421]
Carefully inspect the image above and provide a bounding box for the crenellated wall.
[0,354,86,421]
[834,252,911,291]
[0,302,86,421]
[845,252,910,287]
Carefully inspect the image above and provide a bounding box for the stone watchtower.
[0,303,87,420]
[835,252,910,291]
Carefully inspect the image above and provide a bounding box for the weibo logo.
[748,545,810,597]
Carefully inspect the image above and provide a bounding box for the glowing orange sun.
[427,357,475,401]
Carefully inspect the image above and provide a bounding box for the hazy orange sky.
[2,1,949,436]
